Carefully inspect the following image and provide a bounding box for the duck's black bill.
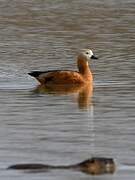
[91,55,98,59]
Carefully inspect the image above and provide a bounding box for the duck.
[28,49,98,87]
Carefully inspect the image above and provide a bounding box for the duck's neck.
[77,59,93,81]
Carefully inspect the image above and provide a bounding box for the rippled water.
[0,0,135,179]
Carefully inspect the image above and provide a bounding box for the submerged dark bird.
[8,157,115,175]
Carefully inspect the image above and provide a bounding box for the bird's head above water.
[78,49,98,62]
[77,49,98,74]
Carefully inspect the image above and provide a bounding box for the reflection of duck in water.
[8,157,115,175]
[28,49,98,87]
[33,83,93,109]
[29,49,98,108]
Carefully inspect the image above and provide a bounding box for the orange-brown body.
[36,70,93,86]
[28,49,97,88]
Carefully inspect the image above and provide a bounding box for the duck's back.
[28,70,85,85]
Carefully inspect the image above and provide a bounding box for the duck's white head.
[77,49,98,75]
[78,49,98,61]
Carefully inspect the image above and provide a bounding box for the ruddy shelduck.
[28,49,98,87]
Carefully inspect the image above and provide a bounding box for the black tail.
[7,163,48,170]
[28,71,44,77]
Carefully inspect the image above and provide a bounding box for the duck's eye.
[86,52,89,55]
